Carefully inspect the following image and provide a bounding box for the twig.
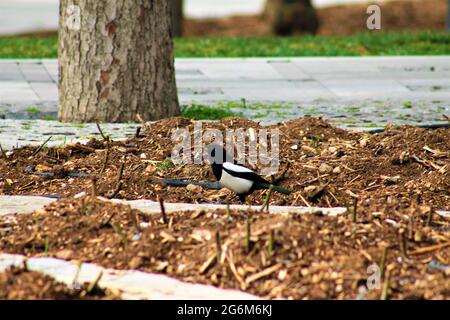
[86,271,103,294]
[380,246,388,279]
[136,114,145,125]
[245,264,282,285]
[129,210,142,233]
[158,196,168,224]
[246,216,251,254]
[351,198,358,223]
[99,211,117,228]
[272,162,290,184]
[215,231,222,265]
[327,190,339,203]
[109,157,126,198]
[380,268,390,300]
[96,122,110,142]
[298,193,311,207]
[443,114,450,122]
[99,144,110,175]
[110,223,128,246]
[426,208,433,226]
[32,136,52,156]
[44,236,49,256]
[22,258,28,271]
[260,185,273,212]
[227,251,246,290]
[400,230,408,258]
[296,175,328,188]
[199,254,216,274]
[0,144,7,159]
[135,126,141,138]
[268,230,275,256]
[72,261,82,289]
[408,241,450,256]
[90,177,97,197]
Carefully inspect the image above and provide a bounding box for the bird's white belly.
[220,170,253,194]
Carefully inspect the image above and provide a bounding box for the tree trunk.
[58,0,180,123]
[264,0,319,35]
[170,0,183,37]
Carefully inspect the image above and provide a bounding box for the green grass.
[24,106,41,114]
[1,31,449,59]
[180,104,242,120]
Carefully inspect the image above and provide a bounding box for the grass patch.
[1,31,449,59]
[24,106,41,114]
[180,104,242,120]
[402,101,413,108]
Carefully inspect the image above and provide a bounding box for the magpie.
[207,144,292,202]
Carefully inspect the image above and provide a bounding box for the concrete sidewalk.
[1,57,450,104]
[0,56,449,150]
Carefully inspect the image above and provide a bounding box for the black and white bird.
[207,144,292,202]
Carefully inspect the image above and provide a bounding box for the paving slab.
[0,195,347,216]
[0,57,449,149]
[0,253,259,300]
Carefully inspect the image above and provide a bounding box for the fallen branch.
[96,122,110,142]
[245,264,282,285]
[158,196,168,224]
[408,241,450,256]
[32,136,52,157]
[227,252,247,290]
[109,157,126,198]
[99,144,110,175]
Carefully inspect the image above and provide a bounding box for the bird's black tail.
[259,182,292,195]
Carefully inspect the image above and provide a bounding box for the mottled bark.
[59,0,180,123]
[170,0,183,37]
[264,0,319,35]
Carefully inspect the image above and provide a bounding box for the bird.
[206,143,292,203]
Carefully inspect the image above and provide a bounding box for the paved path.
[0,195,347,216]
[0,57,449,149]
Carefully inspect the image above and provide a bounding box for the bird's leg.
[238,194,247,204]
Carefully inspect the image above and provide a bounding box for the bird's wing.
[222,162,269,184]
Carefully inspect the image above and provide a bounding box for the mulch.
[183,0,447,37]
[0,196,448,299]
[0,117,448,210]
[0,116,448,299]
[0,265,120,299]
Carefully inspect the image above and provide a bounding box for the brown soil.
[0,196,448,299]
[0,117,448,210]
[183,0,447,37]
[21,0,447,38]
[0,265,120,299]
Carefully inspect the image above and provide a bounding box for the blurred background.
[0,0,447,37]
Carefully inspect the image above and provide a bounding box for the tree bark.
[59,0,180,123]
[264,0,319,35]
[170,0,183,37]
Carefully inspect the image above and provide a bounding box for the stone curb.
[0,253,259,300]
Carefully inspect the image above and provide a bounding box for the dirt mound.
[0,265,120,299]
[1,117,448,209]
[0,196,448,299]
[183,0,447,37]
